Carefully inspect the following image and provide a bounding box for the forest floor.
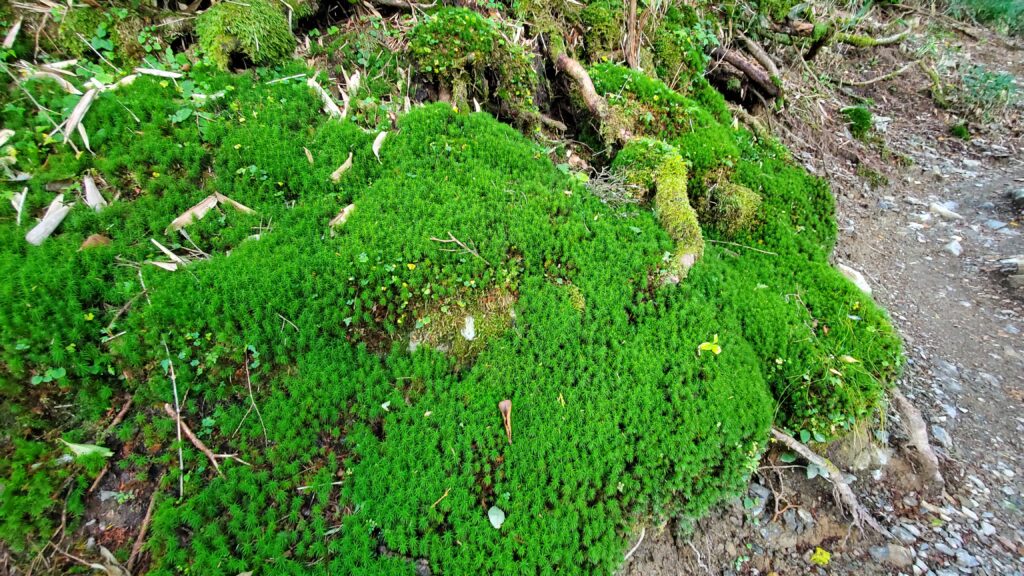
[624,14,1024,576]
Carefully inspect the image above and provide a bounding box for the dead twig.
[243,350,268,444]
[623,526,646,561]
[706,239,777,256]
[771,427,891,537]
[839,60,920,87]
[430,231,492,266]
[126,473,165,572]
[162,341,186,498]
[163,403,224,477]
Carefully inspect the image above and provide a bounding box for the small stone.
[980,522,996,537]
[836,262,872,295]
[960,507,978,522]
[935,542,955,556]
[460,316,476,341]
[930,202,964,220]
[984,219,1007,230]
[943,240,963,257]
[893,525,919,544]
[955,550,980,568]
[869,544,915,568]
[931,426,952,449]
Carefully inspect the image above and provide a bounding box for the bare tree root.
[552,53,632,143]
[890,388,944,495]
[711,47,781,99]
[771,427,892,538]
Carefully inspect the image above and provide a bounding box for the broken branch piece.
[25,194,72,245]
[165,192,255,233]
[498,399,512,445]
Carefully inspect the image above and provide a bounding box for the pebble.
[932,425,953,449]
[944,240,963,257]
[894,525,919,544]
[930,202,964,220]
[979,522,996,537]
[836,262,872,295]
[869,544,915,568]
[984,219,1007,230]
[956,550,980,568]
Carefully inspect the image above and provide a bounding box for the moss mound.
[196,0,295,69]
[408,8,536,116]
[0,49,900,574]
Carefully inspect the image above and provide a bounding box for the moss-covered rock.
[695,169,763,237]
[614,138,704,280]
[196,0,295,70]
[56,8,109,59]
[408,8,536,117]
[580,0,623,61]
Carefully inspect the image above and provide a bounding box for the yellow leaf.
[810,546,831,566]
[839,355,860,363]
[407,263,416,270]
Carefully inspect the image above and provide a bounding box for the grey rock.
[869,544,915,568]
[984,219,1007,230]
[1011,188,1024,209]
[414,559,432,576]
[935,542,956,556]
[894,525,919,544]
[934,360,959,378]
[955,550,980,569]
[979,521,996,537]
[944,240,963,257]
[837,262,872,295]
[932,426,952,449]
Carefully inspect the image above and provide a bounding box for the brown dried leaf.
[330,152,353,183]
[80,233,111,250]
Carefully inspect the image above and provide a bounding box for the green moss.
[842,105,873,139]
[614,138,704,279]
[590,63,739,175]
[695,169,763,237]
[757,0,799,21]
[196,0,295,70]
[650,6,716,92]
[950,121,971,140]
[409,8,536,117]
[1,60,901,573]
[580,0,624,61]
[56,8,110,58]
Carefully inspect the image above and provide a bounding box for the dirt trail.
[625,18,1024,576]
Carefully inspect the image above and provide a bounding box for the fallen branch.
[711,47,781,99]
[890,389,944,494]
[163,403,224,478]
[839,60,919,87]
[740,34,781,84]
[82,174,108,212]
[552,53,632,143]
[25,194,72,245]
[166,192,254,233]
[430,231,492,266]
[366,0,435,9]
[126,474,164,572]
[835,27,911,48]
[771,427,891,537]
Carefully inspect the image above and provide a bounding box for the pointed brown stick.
[771,427,891,537]
[498,400,512,445]
[163,403,223,477]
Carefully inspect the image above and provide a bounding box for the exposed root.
[771,427,891,538]
[711,47,781,99]
[891,388,944,495]
[552,53,632,143]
